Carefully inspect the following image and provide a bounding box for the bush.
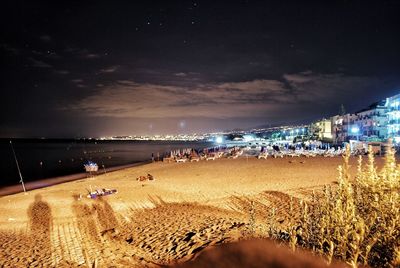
[270,142,400,267]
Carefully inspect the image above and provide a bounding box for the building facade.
[310,119,332,142]
[331,100,388,144]
[331,113,358,144]
[353,100,388,142]
[386,94,400,143]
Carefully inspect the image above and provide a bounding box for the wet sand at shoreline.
[0,156,384,267]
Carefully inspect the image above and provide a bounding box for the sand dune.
[0,156,383,267]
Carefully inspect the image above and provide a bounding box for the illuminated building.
[386,94,400,143]
[310,119,333,142]
[331,113,358,144]
[331,100,388,144]
[353,100,388,142]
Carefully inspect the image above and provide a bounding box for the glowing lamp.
[351,126,359,134]
[215,136,223,144]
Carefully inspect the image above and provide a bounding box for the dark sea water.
[0,139,212,188]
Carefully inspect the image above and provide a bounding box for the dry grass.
[267,142,400,267]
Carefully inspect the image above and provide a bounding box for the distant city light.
[243,134,254,142]
[351,126,359,134]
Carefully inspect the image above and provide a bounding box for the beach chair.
[176,157,188,163]
[217,151,224,158]
[206,153,216,161]
[273,152,284,158]
[190,156,200,162]
[257,152,268,159]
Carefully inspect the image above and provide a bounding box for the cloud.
[174,72,187,77]
[39,35,52,42]
[31,50,44,56]
[67,79,291,119]
[85,53,100,59]
[283,73,314,84]
[283,72,381,104]
[45,51,62,59]
[71,79,84,83]
[64,47,101,59]
[100,66,119,73]
[54,70,70,75]
[0,43,21,55]
[66,72,385,122]
[29,57,52,68]
[218,80,285,93]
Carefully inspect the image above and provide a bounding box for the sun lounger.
[257,153,268,159]
[206,156,216,161]
[273,152,284,158]
[190,157,200,162]
[176,158,188,163]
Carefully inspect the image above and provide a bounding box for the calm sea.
[0,139,212,188]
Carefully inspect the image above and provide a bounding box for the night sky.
[1,1,400,137]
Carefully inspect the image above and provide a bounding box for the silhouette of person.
[28,194,53,260]
[28,194,52,235]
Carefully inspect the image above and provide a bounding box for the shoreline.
[0,160,151,196]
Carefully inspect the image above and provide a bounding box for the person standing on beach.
[151,153,154,162]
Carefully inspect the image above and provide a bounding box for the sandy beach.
[0,156,384,267]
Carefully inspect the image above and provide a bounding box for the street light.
[215,136,223,144]
[351,126,360,141]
